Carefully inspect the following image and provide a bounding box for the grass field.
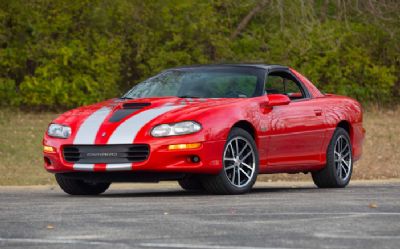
[0,108,399,185]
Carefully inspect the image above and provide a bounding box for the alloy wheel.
[334,135,352,181]
[223,136,256,188]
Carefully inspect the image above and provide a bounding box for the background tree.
[0,0,399,109]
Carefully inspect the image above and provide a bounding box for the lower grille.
[63,144,150,164]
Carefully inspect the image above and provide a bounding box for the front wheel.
[201,127,259,194]
[55,174,111,195]
[178,176,204,192]
[312,127,353,188]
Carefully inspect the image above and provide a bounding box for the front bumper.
[43,138,225,175]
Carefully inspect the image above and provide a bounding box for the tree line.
[0,0,399,109]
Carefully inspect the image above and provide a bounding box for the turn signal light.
[43,145,56,153]
[168,143,201,150]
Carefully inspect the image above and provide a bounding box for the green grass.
[0,110,58,185]
[0,108,399,185]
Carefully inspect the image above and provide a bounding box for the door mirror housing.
[267,94,291,106]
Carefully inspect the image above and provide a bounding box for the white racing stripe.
[107,105,180,144]
[106,105,181,171]
[73,164,95,171]
[72,107,111,171]
[105,163,133,171]
[73,107,111,144]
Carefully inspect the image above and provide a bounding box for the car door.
[265,69,326,167]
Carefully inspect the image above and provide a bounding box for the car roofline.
[168,63,289,71]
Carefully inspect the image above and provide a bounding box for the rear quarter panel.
[320,95,365,162]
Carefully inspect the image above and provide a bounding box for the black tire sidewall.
[178,176,204,191]
[55,174,110,195]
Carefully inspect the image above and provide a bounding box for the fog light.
[44,157,52,166]
[191,156,200,163]
[43,145,56,153]
[168,143,201,150]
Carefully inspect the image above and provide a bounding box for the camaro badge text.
[86,152,118,157]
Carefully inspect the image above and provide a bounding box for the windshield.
[122,67,265,99]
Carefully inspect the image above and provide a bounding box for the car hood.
[53,96,242,128]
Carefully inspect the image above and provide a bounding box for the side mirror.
[267,94,290,106]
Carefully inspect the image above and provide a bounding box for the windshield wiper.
[119,96,134,100]
[177,95,200,98]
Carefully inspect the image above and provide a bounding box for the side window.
[207,74,258,98]
[266,75,285,94]
[265,72,306,100]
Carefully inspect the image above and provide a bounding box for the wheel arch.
[337,120,353,142]
[231,120,258,146]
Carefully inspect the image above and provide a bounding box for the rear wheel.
[201,127,259,194]
[312,127,353,188]
[55,174,111,195]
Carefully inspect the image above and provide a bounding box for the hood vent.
[123,102,151,109]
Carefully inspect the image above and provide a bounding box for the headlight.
[47,124,71,138]
[151,121,201,137]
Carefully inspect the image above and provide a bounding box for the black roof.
[171,63,289,71]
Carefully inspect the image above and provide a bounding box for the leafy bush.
[0,78,20,106]
[0,0,399,109]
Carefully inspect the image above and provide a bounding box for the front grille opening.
[63,144,150,164]
[63,147,80,162]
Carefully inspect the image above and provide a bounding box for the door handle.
[314,109,323,116]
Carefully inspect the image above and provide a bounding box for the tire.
[201,127,259,195]
[312,127,353,188]
[55,174,111,195]
[178,176,204,191]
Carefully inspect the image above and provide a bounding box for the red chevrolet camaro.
[43,64,365,195]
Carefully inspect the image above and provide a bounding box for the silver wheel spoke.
[241,162,253,171]
[237,167,241,185]
[339,137,343,151]
[225,165,235,171]
[224,157,235,161]
[342,164,349,175]
[232,167,236,184]
[235,139,239,157]
[239,168,251,180]
[229,143,236,158]
[341,144,349,154]
[341,159,350,168]
[342,151,350,159]
[241,151,252,162]
[337,162,342,177]
[238,144,249,157]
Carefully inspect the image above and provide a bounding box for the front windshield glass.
[123,67,264,99]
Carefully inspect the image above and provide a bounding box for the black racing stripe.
[108,109,139,123]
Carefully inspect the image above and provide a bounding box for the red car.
[43,64,365,195]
